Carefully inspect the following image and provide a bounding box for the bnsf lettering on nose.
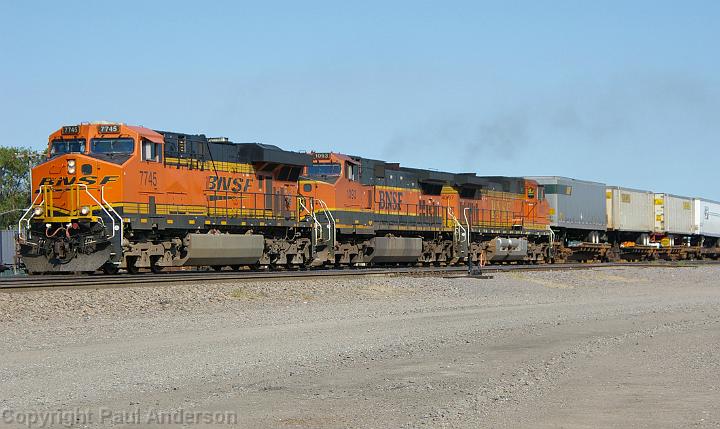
[378,190,403,210]
[39,175,118,186]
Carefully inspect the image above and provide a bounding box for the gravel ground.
[1,266,719,428]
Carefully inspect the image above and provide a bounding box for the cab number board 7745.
[97,124,120,133]
[62,125,79,134]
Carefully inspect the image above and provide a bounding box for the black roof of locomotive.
[398,167,456,184]
[349,154,526,193]
[156,131,311,167]
[473,176,526,194]
[351,155,454,184]
[236,143,312,167]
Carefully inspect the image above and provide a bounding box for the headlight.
[67,159,76,174]
[33,206,43,216]
[80,206,90,215]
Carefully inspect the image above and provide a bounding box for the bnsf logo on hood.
[39,175,119,186]
[378,190,403,210]
[207,176,252,193]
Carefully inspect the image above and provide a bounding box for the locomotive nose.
[33,154,114,223]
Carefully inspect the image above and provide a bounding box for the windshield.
[91,138,135,154]
[50,139,86,156]
[306,163,341,177]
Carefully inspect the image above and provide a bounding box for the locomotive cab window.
[91,138,135,154]
[306,163,341,177]
[50,139,86,156]
[141,139,162,162]
[345,163,358,181]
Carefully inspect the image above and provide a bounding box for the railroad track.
[0,261,714,292]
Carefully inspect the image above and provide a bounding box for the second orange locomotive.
[298,152,551,266]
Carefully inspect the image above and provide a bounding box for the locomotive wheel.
[230,265,241,271]
[125,257,140,274]
[102,263,119,275]
[150,257,163,274]
[211,265,224,272]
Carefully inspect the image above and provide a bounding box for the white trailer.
[693,198,720,240]
[654,193,694,237]
[606,187,655,243]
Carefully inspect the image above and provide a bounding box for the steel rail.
[0,261,714,292]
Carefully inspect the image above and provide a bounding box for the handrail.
[315,199,335,247]
[462,207,471,246]
[18,186,46,241]
[298,196,322,243]
[463,207,474,269]
[99,185,124,246]
[448,207,468,258]
[448,207,465,237]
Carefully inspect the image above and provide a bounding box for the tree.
[0,146,45,229]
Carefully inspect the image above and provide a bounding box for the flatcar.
[529,176,720,261]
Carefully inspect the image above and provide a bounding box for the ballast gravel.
[1,266,719,428]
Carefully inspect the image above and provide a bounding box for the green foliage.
[0,146,45,229]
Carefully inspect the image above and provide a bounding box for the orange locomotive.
[19,122,312,273]
[298,152,551,266]
[18,122,552,274]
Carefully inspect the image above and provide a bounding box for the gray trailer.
[0,230,18,273]
[527,176,607,242]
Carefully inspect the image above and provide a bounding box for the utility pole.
[28,158,32,197]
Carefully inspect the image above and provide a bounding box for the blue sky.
[1,1,718,198]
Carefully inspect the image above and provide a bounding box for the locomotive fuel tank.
[487,237,528,261]
[363,237,422,264]
[177,233,264,266]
